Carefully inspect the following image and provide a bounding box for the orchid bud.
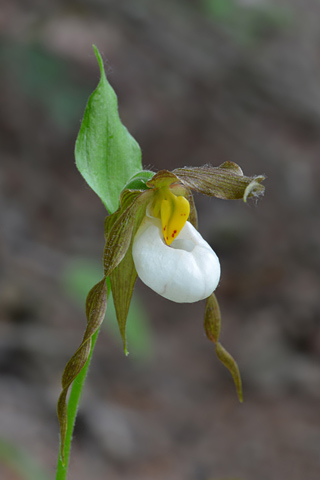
[132,214,221,303]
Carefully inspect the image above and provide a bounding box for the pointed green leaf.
[173,163,265,200]
[75,46,142,214]
[57,277,108,463]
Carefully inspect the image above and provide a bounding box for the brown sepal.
[103,189,153,277]
[109,192,148,355]
[173,162,265,201]
[204,293,243,402]
[57,277,108,463]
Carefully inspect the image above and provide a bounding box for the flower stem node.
[132,215,220,303]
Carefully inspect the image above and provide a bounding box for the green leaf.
[75,45,142,214]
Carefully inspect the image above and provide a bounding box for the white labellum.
[132,216,221,303]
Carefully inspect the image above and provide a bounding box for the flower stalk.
[57,278,108,465]
[55,329,100,479]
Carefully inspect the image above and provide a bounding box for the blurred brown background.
[1,0,320,479]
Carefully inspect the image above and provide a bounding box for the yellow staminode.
[152,187,190,245]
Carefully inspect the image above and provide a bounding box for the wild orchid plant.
[55,46,265,479]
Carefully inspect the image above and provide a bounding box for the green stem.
[55,329,100,480]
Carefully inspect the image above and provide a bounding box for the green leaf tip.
[92,44,104,73]
[75,45,142,214]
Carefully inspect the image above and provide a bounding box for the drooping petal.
[204,293,243,402]
[132,216,220,303]
[110,200,146,355]
[103,189,152,277]
[110,250,137,356]
[103,188,153,354]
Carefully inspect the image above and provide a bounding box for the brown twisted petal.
[204,293,243,402]
[173,162,265,200]
[103,189,153,277]
[109,198,147,355]
[57,278,108,463]
[103,188,153,355]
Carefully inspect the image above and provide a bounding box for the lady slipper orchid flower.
[102,162,264,401]
[132,180,220,302]
[103,162,264,327]
[132,205,221,303]
[58,161,264,456]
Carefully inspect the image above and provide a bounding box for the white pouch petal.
[132,216,220,303]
